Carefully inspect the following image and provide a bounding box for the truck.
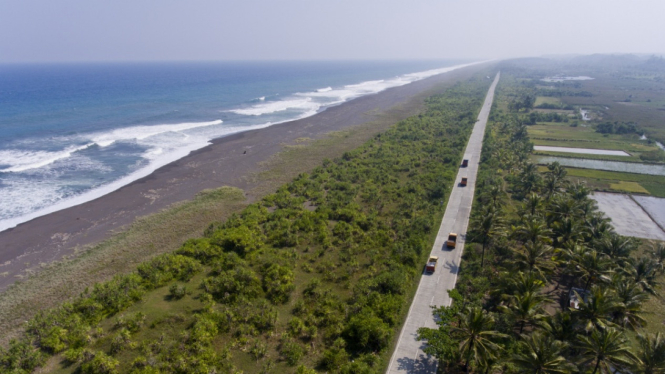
[460,177,468,187]
[446,233,458,248]
[462,159,469,167]
[425,256,438,273]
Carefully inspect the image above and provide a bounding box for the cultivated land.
[590,193,665,241]
[387,73,500,374]
[0,63,491,344]
[633,196,665,230]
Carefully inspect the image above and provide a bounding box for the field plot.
[533,146,629,156]
[591,192,665,240]
[534,156,665,176]
[633,196,665,230]
[528,123,660,154]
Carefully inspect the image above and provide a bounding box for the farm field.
[533,156,665,176]
[551,166,665,197]
[590,192,665,240]
[633,195,665,229]
[527,122,661,155]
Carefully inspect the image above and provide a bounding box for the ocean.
[0,60,471,231]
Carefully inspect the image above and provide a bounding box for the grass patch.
[609,181,650,194]
[534,96,561,106]
[559,167,665,198]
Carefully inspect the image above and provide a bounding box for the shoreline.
[0,62,492,294]
[0,61,483,233]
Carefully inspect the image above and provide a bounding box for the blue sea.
[0,60,472,231]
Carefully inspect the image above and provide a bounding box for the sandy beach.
[0,63,490,293]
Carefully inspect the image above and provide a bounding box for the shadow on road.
[396,350,437,373]
[443,259,459,275]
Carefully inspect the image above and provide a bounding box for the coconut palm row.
[419,113,665,374]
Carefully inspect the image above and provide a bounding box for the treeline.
[0,77,492,373]
[418,88,665,373]
[595,121,642,135]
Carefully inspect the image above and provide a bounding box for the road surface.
[386,73,501,374]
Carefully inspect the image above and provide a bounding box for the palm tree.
[499,291,550,334]
[576,327,636,374]
[522,193,544,216]
[541,312,578,344]
[623,257,660,295]
[597,234,636,261]
[509,241,556,280]
[587,214,615,241]
[494,271,545,300]
[551,216,587,246]
[513,217,553,245]
[512,332,577,374]
[471,205,505,268]
[574,250,613,292]
[611,275,647,330]
[650,241,665,274]
[572,286,620,332]
[452,307,507,373]
[632,332,665,374]
[519,163,542,196]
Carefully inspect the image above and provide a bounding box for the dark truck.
[425,256,438,273]
[460,177,468,187]
[462,159,469,167]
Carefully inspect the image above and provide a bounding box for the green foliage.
[8,74,495,373]
[261,263,296,304]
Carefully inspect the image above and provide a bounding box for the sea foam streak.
[0,120,222,173]
[0,120,272,233]
[0,143,95,173]
[0,61,485,232]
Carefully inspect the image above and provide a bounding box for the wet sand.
[0,63,491,292]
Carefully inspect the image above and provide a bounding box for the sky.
[1,0,664,63]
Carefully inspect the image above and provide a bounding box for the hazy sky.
[1,0,664,62]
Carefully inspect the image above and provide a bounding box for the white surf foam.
[228,98,321,116]
[0,143,95,173]
[92,120,222,147]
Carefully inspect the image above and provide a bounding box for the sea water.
[0,60,472,231]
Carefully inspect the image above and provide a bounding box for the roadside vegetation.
[0,75,493,373]
[418,72,665,373]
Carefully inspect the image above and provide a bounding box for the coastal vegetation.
[0,68,476,349]
[418,72,665,373]
[0,75,493,373]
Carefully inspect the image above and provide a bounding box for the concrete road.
[386,73,500,374]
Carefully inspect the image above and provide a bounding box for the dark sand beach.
[0,63,490,293]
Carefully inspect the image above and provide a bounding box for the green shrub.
[168,284,187,300]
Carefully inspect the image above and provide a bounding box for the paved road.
[386,73,501,374]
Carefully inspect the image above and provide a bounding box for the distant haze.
[1,0,664,62]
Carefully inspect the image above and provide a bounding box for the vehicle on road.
[425,256,438,273]
[460,177,468,186]
[446,233,458,249]
[462,159,469,167]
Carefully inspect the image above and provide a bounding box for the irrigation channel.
[386,73,500,374]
